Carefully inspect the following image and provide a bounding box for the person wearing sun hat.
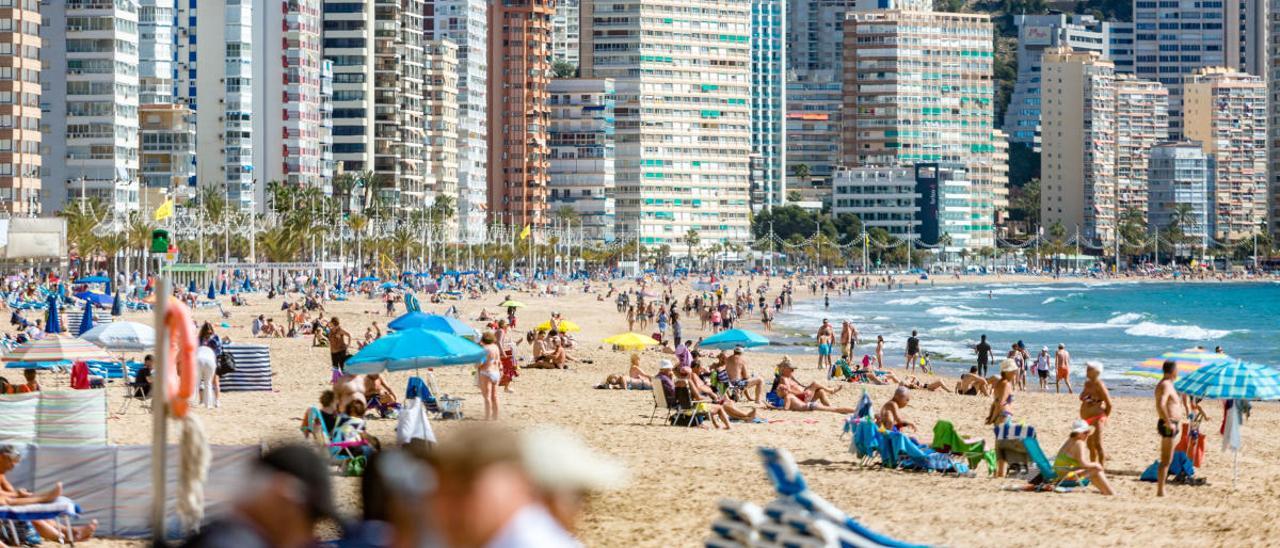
[1052,419,1115,495]
[655,359,677,408]
[986,359,1019,425]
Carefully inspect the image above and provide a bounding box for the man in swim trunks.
[1154,359,1185,497]
[816,329,834,375]
[1054,343,1073,394]
[726,346,765,404]
[876,386,916,432]
[905,330,920,372]
[974,335,992,377]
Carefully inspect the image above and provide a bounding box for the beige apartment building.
[0,0,39,214]
[1040,48,1168,247]
[580,0,753,249]
[424,40,459,234]
[841,10,998,249]
[1183,67,1268,242]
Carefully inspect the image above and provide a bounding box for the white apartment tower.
[426,0,487,240]
[175,0,254,210]
[581,0,753,250]
[41,0,141,216]
[138,0,174,105]
[252,0,327,196]
[424,39,459,233]
[551,0,578,68]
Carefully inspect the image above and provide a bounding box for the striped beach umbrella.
[1174,359,1280,401]
[2,335,112,365]
[1126,351,1228,379]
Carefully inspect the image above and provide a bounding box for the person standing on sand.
[478,332,501,420]
[1155,359,1186,497]
[839,320,854,358]
[1079,362,1113,466]
[875,335,885,369]
[974,334,992,377]
[1054,343,1073,393]
[905,330,920,372]
[986,359,1017,425]
[1035,346,1051,391]
[328,317,351,374]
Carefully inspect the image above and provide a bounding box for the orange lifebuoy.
[164,298,198,418]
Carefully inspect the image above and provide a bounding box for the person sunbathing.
[333,371,367,411]
[955,367,990,396]
[688,363,757,422]
[876,387,917,433]
[364,374,400,418]
[1054,420,1115,495]
[725,347,765,405]
[525,330,558,369]
[774,358,855,414]
[673,367,732,429]
[0,445,97,542]
[900,375,950,392]
[627,354,653,389]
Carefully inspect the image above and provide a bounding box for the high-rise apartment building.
[319,59,334,187]
[1040,49,1169,247]
[1268,0,1280,238]
[251,0,326,197]
[548,78,615,242]
[786,0,925,74]
[138,0,174,105]
[841,10,997,249]
[0,0,39,215]
[581,0,753,249]
[1113,76,1169,220]
[1003,14,1132,148]
[323,0,374,181]
[784,77,841,206]
[1147,141,1211,245]
[424,39,459,233]
[1183,67,1267,242]
[426,0,487,240]
[830,166,919,238]
[487,0,553,228]
[41,0,140,216]
[551,0,578,68]
[139,103,195,206]
[992,130,1009,231]
[750,0,785,210]
[1132,0,1265,138]
[175,0,254,210]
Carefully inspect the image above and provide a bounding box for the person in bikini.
[478,332,501,420]
[773,358,855,414]
[986,359,1017,425]
[1155,359,1186,497]
[1078,361,1113,466]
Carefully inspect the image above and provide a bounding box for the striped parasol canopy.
[2,335,113,365]
[1174,359,1280,401]
[1126,351,1228,379]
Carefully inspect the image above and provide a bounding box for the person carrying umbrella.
[1155,359,1186,497]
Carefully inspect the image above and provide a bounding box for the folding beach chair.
[0,497,81,546]
[932,420,996,473]
[648,382,675,425]
[1023,437,1090,490]
[672,385,710,428]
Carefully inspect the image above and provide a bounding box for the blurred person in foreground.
[423,424,627,547]
[181,445,337,548]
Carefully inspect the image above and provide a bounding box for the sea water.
[774,281,1280,395]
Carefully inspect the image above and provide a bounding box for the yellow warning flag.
[519,224,531,240]
[153,198,174,221]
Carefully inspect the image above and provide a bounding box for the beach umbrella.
[81,321,156,352]
[73,276,110,284]
[403,293,421,313]
[602,332,659,351]
[3,360,71,370]
[105,279,112,295]
[206,282,216,300]
[74,291,113,307]
[387,312,479,338]
[535,319,581,333]
[187,280,197,293]
[44,294,62,334]
[498,300,525,308]
[379,282,397,289]
[356,276,379,283]
[2,335,112,364]
[77,306,95,337]
[110,292,123,317]
[242,278,252,291]
[220,279,228,295]
[1127,351,1229,379]
[1174,359,1280,487]
[698,328,770,351]
[344,328,486,374]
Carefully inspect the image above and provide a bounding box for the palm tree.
[683,229,700,270]
[347,214,369,267]
[937,232,953,267]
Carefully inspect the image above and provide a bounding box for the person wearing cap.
[1079,361,1114,466]
[0,444,98,542]
[725,346,765,405]
[1054,343,1073,394]
[182,445,337,548]
[876,387,917,432]
[1034,346,1052,391]
[986,359,1018,425]
[773,358,855,414]
[424,425,582,547]
[1052,420,1115,495]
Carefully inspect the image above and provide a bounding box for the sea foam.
[1124,322,1234,341]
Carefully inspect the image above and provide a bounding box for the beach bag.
[215,351,237,376]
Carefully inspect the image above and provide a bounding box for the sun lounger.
[0,496,81,545]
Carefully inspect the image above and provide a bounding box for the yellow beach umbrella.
[602,332,658,351]
[499,300,526,308]
[536,319,581,333]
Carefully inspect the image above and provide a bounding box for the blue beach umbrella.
[220,279,228,295]
[110,292,122,317]
[74,291,113,307]
[344,328,486,375]
[1174,359,1280,401]
[77,305,95,336]
[242,278,252,291]
[379,282,397,289]
[356,276,379,283]
[698,328,770,351]
[73,276,110,284]
[44,294,62,334]
[387,312,478,338]
[105,278,113,295]
[207,281,216,300]
[187,280,197,293]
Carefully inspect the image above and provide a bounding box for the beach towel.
[849,418,880,460]
[0,496,80,521]
[395,398,437,446]
[932,420,996,472]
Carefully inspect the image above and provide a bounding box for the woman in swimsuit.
[1078,361,1113,466]
[477,332,501,420]
[1055,419,1115,495]
[986,359,1017,425]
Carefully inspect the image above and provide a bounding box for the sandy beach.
[89,274,1280,546]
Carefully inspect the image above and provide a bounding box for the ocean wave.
[926,305,985,317]
[1106,312,1146,325]
[1041,292,1083,305]
[1124,322,1234,341]
[885,296,936,306]
[938,316,1117,333]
